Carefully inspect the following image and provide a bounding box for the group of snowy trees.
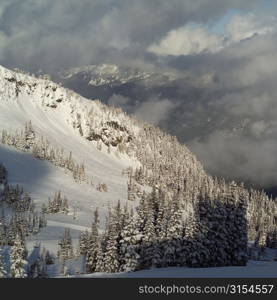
[42,191,69,215]
[0,236,53,278]
[1,121,87,183]
[67,98,276,253]
[0,210,46,246]
[96,183,108,193]
[3,185,35,212]
[126,168,144,201]
[247,188,277,247]
[71,102,134,152]
[50,111,276,273]
[121,124,277,250]
[0,165,47,247]
[72,185,247,274]
[0,212,47,248]
[0,163,51,278]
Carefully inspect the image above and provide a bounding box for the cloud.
[189,131,277,187]
[148,13,276,56]
[134,98,176,126]
[107,94,130,107]
[148,25,225,56]
[107,94,134,113]
[0,0,259,72]
[176,31,277,187]
[226,13,275,42]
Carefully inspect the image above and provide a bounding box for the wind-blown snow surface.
[54,247,277,278]
[0,65,139,253]
[64,261,277,278]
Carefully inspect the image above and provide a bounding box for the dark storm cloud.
[0,0,258,72]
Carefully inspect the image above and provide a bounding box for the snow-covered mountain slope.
[0,65,146,251]
[59,64,177,87]
[0,65,139,192]
[55,64,277,193]
[54,64,223,142]
[0,64,205,253]
[1,64,276,277]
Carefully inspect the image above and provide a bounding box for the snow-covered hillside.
[0,64,204,253]
[0,64,143,252]
[0,64,276,278]
[59,64,177,87]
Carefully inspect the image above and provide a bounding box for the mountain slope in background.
[55,63,231,141]
[55,63,277,191]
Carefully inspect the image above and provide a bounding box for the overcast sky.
[0,0,268,72]
[1,0,277,187]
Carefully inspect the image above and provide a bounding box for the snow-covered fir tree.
[101,209,121,273]
[46,191,69,214]
[58,228,74,260]
[0,249,7,278]
[10,234,27,278]
[79,230,90,256]
[119,207,142,272]
[0,163,7,194]
[85,209,100,273]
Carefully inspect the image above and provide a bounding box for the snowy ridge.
[0,64,140,141]
[60,64,153,86]
[59,63,180,87]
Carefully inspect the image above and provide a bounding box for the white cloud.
[148,25,224,56]
[107,94,130,107]
[226,13,275,42]
[189,129,277,187]
[134,98,176,125]
[148,13,277,57]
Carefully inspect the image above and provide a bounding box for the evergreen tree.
[94,240,105,273]
[119,214,142,272]
[0,249,7,278]
[10,234,27,278]
[141,204,159,269]
[86,209,100,273]
[102,211,120,273]
[79,230,90,255]
[58,229,74,260]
